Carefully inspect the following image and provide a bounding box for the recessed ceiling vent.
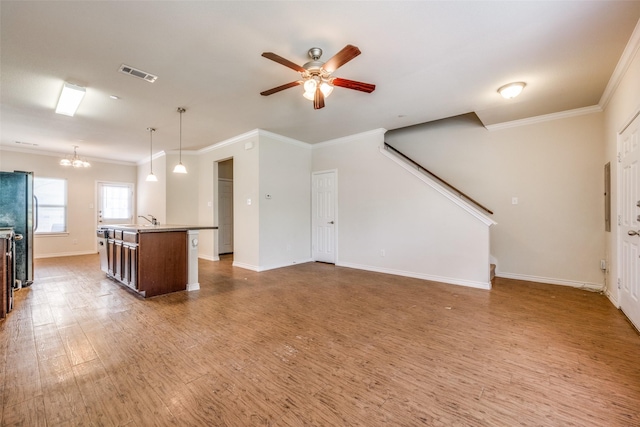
[118,64,157,83]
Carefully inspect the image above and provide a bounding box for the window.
[34,177,67,233]
[98,182,134,224]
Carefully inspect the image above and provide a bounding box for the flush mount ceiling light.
[498,82,526,99]
[146,127,158,182]
[173,107,187,174]
[55,83,86,116]
[59,145,90,168]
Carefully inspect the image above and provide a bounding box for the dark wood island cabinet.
[99,224,216,297]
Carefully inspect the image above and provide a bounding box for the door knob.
[328,221,334,224]
[628,230,640,236]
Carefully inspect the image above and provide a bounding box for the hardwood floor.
[1,254,639,426]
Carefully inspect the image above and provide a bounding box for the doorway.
[218,159,234,255]
[619,110,640,331]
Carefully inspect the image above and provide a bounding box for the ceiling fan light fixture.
[498,82,526,99]
[303,77,333,101]
[320,81,334,97]
[303,79,317,93]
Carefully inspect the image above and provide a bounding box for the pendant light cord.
[177,107,185,163]
[147,127,155,173]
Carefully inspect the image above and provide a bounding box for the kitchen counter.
[98,224,217,297]
[104,224,217,233]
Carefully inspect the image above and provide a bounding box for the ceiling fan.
[260,44,376,110]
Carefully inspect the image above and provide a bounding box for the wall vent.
[118,64,158,83]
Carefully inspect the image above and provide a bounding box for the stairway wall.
[312,129,492,289]
[386,112,605,289]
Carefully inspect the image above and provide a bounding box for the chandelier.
[59,146,90,168]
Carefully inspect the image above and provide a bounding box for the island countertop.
[101,224,217,233]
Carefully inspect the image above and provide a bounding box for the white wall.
[0,149,137,258]
[137,153,167,225]
[165,152,199,225]
[312,129,493,289]
[603,26,640,304]
[386,113,606,289]
[258,133,312,270]
[196,130,313,271]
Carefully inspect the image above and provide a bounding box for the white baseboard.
[496,271,604,292]
[231,261,260,271]
[186,283,200,291]
[606,289,620,308]
[35,250,98,259]
[232,258,314,272]
[337,262,491,290]
[257,258,314,272]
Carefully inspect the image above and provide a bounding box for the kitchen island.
[98,224,216,297]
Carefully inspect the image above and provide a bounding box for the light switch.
[512,197,518,205]
[247,198,252,205]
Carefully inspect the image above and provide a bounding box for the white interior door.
[620,112,640,331]
[218,178,234,254]
[312,170,337,263]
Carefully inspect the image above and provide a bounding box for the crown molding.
[0,144,137,167]
[484,105,602,131]
[197,129,259,154]
[599,17,640,110]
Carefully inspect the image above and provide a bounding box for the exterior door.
[97,182,134,226]
[620,111,640,331]
[312,170,337,263]
[218,178,234,254]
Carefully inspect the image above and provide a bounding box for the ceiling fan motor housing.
[308,47,323,60]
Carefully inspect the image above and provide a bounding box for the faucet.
[138,215,158,226]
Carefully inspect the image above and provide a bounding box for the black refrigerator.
[0,171,35,287]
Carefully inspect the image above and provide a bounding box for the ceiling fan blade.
[314,86,325,110]
[323,45,361,73]
[261,52,306,73]
[260,81,302,96]
[332,78,376,93]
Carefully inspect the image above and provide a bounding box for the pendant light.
[173,107,187,174]
[146,127,158,182]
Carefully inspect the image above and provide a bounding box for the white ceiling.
[1,1,640,164]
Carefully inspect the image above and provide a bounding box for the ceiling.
[2,1,640,164]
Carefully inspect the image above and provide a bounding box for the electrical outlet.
[380,249,386,257]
